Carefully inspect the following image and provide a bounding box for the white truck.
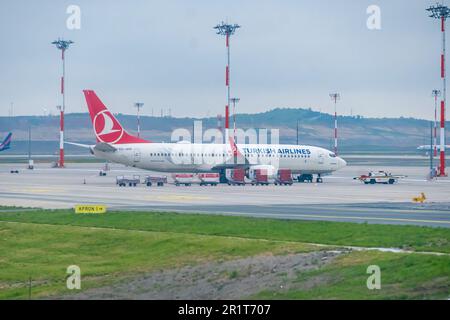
[354,171,406,185]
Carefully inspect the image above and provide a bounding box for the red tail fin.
[83,90,149,144]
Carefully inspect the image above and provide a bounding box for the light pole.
[52,38,73,168]
[329,93,340,155]
[427,4,450,176]
[230,97,240,141]
[214,21,241,143]
[134,102,144,137]
[432,89,441,157]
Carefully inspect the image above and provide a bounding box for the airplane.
[0,132,12,152]
[68,90,347,183]
[417,145,450,151]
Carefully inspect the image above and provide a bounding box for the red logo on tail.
[93,110,124,143]
[84,90,150,144]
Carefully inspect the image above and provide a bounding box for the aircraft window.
[329,153,337,158]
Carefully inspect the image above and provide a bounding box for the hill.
[0,108,447,154]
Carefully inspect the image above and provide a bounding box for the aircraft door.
[133,148,141,163]
[318,152,325,165]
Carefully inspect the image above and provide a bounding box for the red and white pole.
[334,103,338,156]
[60,49,65,167]
[434,93,438,157]
[137,108,141,138]
[440,17,447,176]
[225,33,230,143]
[329,93,339,156]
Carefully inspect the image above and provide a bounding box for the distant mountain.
[0,108,447,154]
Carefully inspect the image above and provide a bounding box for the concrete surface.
[0,162,449,227]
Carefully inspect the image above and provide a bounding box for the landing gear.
[316,174,323,183]
[219,169,228,184]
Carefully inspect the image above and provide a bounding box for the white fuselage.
[417,145,450,151]
[93,142,346,174]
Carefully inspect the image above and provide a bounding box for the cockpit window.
[329,153,337,158]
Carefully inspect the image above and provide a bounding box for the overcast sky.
[0,0,446,119]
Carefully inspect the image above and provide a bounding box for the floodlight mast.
[214,22,240,143]
[432,89,441,157]
[329,93,340,156]
[52,38,74,168]
[230,97,240,140]
[134,102,144,137]
[427,4,450,176]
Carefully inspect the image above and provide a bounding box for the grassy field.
[253,251,450,299]
[0,210,449,253]
[0,221,313,299]
[0,209,449,299]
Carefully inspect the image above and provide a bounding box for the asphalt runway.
[0,162,450,227]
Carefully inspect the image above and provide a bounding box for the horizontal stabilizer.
[94,142,117,153]
[65,141,92,149]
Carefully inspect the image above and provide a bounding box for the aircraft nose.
[337,157,347,168]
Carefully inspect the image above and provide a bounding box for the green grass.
[0,206,29,210]
[0,209,449,299]
[0,221,312,299]
[0,210,449,253]
[253,251,450,300]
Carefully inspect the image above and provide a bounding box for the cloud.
[0,0,442,119]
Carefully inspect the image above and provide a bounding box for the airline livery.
[69,90,346,182]
[0,133,12,152]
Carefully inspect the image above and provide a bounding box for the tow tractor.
[354,171,406,185]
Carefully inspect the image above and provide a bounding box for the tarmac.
[0,162,449,228]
